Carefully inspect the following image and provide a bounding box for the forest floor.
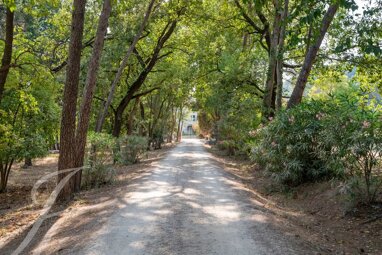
[0,143,176,254]
[0,139,381,254]
[206,144,382,254]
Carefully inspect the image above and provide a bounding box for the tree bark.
[262,0,282,119]
[57,0,87,200]
[96,0,156,133]
[0,7,14,104]
[168,105,176,142]
[127,97,140,135]
[150,97,166,138]
[176,106,183,142]
[139,101,146,136]
[23,158,33,168]
[0,160,13,193]
[287,3,339,108]
[276,0,289,111]
[73,0,112,191]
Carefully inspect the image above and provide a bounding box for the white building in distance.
[182,111,198,136]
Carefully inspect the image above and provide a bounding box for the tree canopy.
[0,0,381,198]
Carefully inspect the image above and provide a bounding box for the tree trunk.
[287,3,339,108]
[96,0,156,132]
[262,0,282,119]
[276,0,289,111]
[139,101,146,136]
[73,0,112,191]
[23,158,33,168]
[57,0,86,201]
[150,98,166,138]
[0,7,14,104]
[112,109,123,137]
[176,106,183,142]
[0,161,12,193]
[0,172,5,193]
[127,97,140,135]
[0,164,7,193]
[168,105,176,142]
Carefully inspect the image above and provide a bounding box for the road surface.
[74,139,316,254]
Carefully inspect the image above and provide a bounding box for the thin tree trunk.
[169,105,175,142]
[73,0,112,191]
[150,97,166,146]
[276,0,289,111]
[112,110,124,137]
[57,0,87,200]
[23,158,33,168]
[287,3,339,108]
[139,101,146,136]
[262,0,282,119]
[0,163,6,193]
[0,8,14,103]
[176,106,183,142]
[127,97,140,135]
[96,0,156,132]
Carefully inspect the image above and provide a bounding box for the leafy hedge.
[252,91,382,204]
[252,100,333,186]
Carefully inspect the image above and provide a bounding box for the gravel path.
[74,139,317,255]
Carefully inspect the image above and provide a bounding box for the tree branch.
[132,87,160,99]
[157,51,173,60]
[133,48,146,68]
[234,0,264,33]
[94,96,116,114]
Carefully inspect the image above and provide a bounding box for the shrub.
[342,176,382,207]
[150,129,163,150]
[251,100,334,186]
[252,90,382,204]
[118,135,148,164]
[318,93,382,204]
[82,132,116,188]
[217,140,237,156]
[82,163,116,189]
[209,93,261,156]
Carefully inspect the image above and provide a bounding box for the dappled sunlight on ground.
[61,138,314,255]
[1,139,318,254]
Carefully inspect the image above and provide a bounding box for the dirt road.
[56,139,318,254]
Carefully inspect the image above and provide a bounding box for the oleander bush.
[318,93,382,204]
[252,100,333,186]
[252,90,382,204]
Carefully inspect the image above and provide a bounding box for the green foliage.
[252,87,382,204]
[83,132,116,188]
[150,128,164,150]
[0,57,59,191]
[118,135,148,165]
[252,100,333,186]
[216,140,237,156]
[217,92,262,155]
[86,132,116,166]
[0,0,380,200]
[318,90,382,204]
